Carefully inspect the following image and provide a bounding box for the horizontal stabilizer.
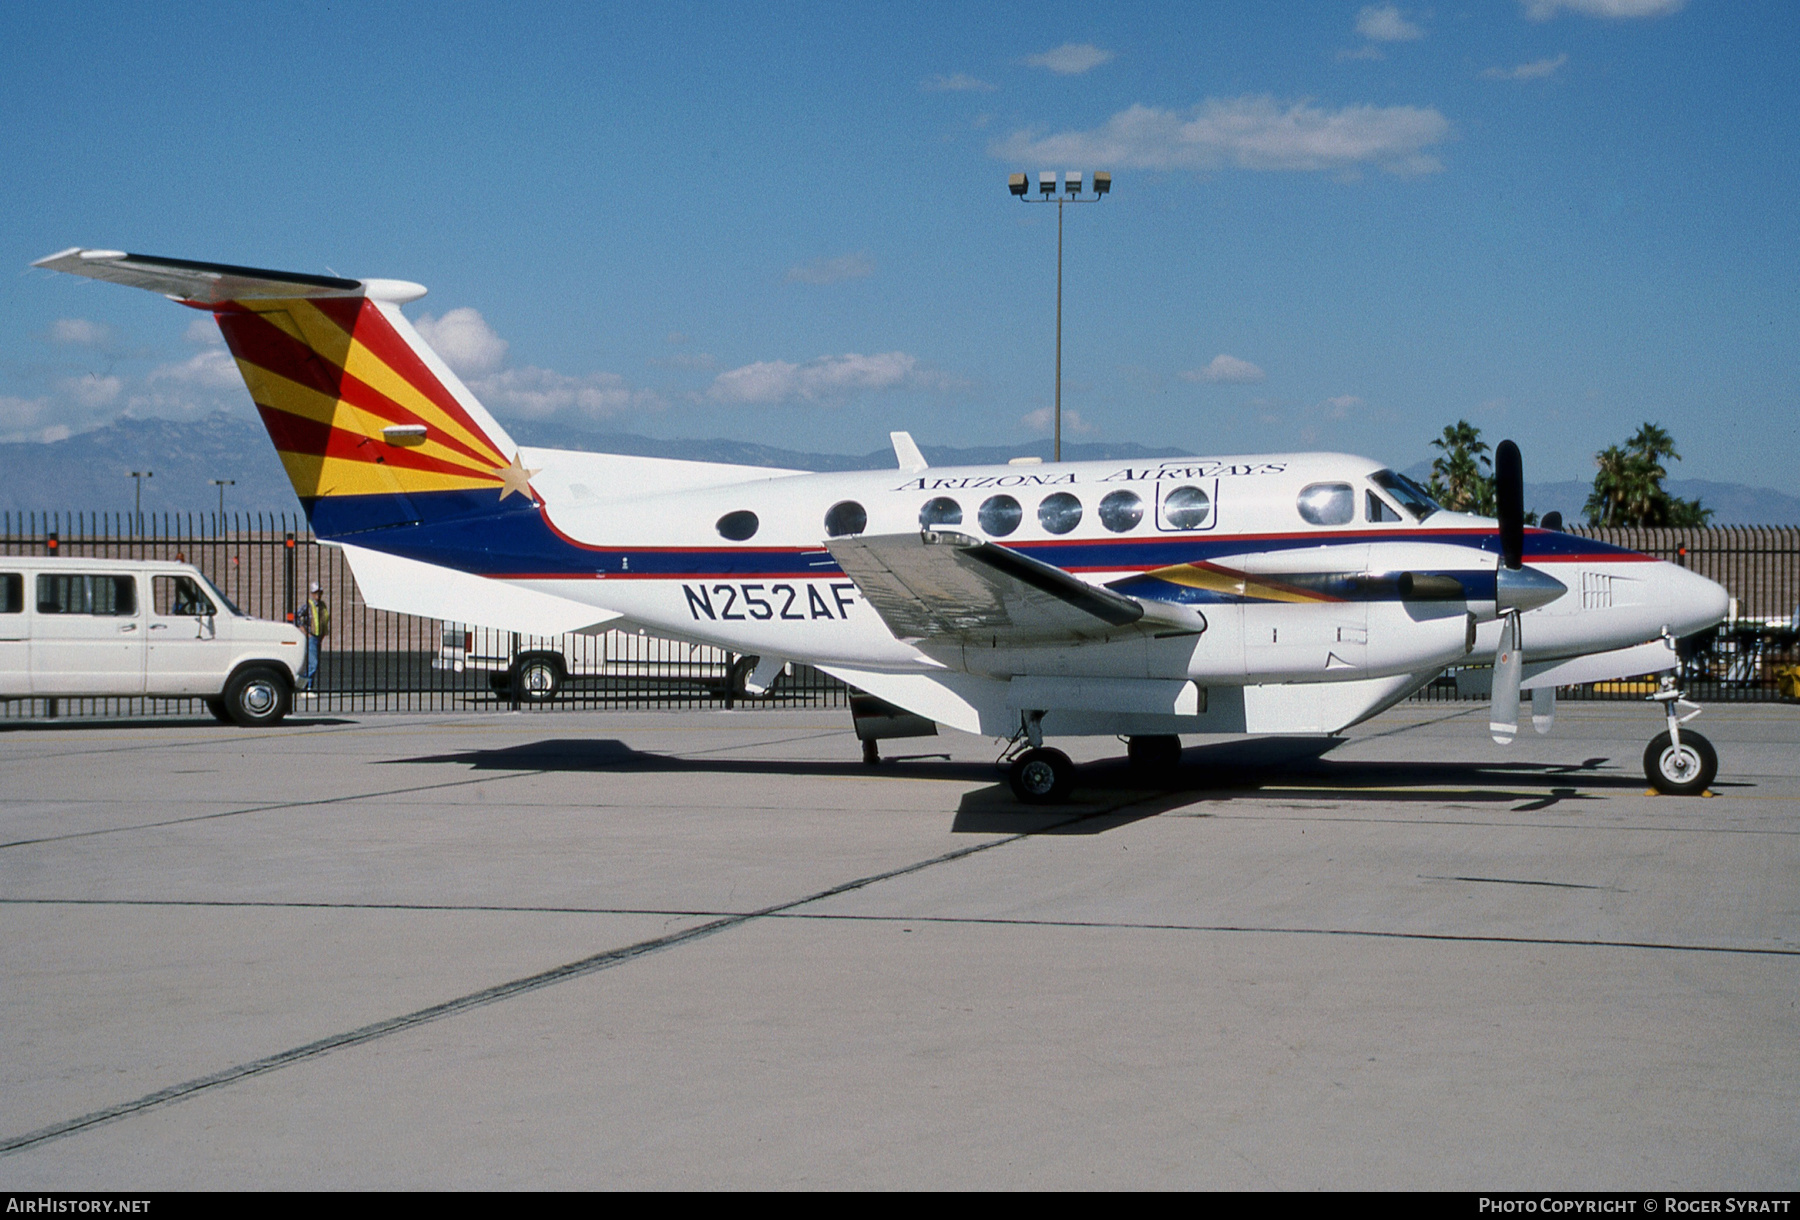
[30,248,427,304]
[339,543,620,637]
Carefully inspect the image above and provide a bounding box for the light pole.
[210,479,235,519]
[128,471,152,531]
[1009,169,1110,461]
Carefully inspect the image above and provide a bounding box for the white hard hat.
[309,581,322,592]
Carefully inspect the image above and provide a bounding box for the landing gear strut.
[1644,676,1716,796]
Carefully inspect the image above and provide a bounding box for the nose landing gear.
[1644,678,1716,796]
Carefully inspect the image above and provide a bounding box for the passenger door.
[30,572,146,695]
[147,575,222,695]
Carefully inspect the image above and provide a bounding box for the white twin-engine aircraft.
[36,249,1733,801]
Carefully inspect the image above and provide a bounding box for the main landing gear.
[1643,677,1717,796]
[1004,710,1077,804]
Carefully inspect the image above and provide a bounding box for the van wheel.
[513,656,563,702]
[205,697,233,724]
[224,666,290,727]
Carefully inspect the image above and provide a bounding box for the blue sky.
[3,1,1796,491]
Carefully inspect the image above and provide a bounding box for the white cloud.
[1323,394,1364,419]
[922,73,997,92]
[413,307,509,377]
[184,317,224,345]
[995,95,1452,176]
[1182,354,1267,384]
[1356,5,1424,41]
[0,394,67,443]
[147,349,241,391]
[48,318,115,348]
[468,366,657,420]
[1482,53,1569,79]
[707,352,931,406]
[1021,406,1093,435]
[1523,0,1683,18]
[59,373,123,410]
[785,252,876,285]
[1025,43,1114,75]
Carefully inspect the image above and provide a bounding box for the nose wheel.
[1644,678,1716,796]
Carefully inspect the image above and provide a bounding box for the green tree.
[1582,422,1712,526]
[1427,420,1496,515]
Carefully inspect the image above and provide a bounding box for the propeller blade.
[1490,611,1521,744]
[1531,685,1556,734]
[1496,439,1523,571]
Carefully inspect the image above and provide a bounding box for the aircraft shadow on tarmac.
[389,736,1659,836]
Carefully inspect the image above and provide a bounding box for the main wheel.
[223,666,290,727]
[1644,729,1716,796]
[1127,734,1182,774]
[512,656,563,702]
[1009,747,1075,804]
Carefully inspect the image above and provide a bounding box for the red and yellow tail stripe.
[211,296,514,501]
[1141,561,1345,604]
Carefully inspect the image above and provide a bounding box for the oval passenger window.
[1162,485,1211,530]
[1296,483,1354,526]
[978,494,1022,537]
[919,497,962,527]
[1098,490,1143,533]
[1038,492,1082,535]
[716,510,759,541]
[824,500,867,537]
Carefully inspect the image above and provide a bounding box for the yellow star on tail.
[496,452,539,502]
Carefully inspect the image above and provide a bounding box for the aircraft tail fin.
[33,249,526,539]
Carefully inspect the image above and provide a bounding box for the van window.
[154,575,216,617]
[0,573,20,614]
[37,574,137,616]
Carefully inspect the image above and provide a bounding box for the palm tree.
[1428,420,1495,515]
[1583,423,1712,526]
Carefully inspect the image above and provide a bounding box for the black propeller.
[1496,438,1523,571]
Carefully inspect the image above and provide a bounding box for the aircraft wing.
[826,530,1149,645]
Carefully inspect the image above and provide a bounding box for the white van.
[434,622,747,701]
[0,557,305,725]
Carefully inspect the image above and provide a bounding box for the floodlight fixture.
[1064,171,1081,195]
[1009,173,1028,197]
[1093,171,1111,196]
[1038,171,1056,197]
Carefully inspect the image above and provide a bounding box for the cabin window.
[1098,490,1144,533]
[1161,485,1211,530]
[716,510,759,541]
[1038,492,1082,535]
[36,574,136,616]
[978,495,1022,537]
[919,497,962,528]
[824,500,867,537]
[1366,491,1403,523]
[0,573,20,614]
[1296,483,1355,527]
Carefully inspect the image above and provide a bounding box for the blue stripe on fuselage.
[302,491,1645,582]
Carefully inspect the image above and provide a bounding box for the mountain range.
[5,413,1797,527]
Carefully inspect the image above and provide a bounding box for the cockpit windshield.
[1370,470,1441,521]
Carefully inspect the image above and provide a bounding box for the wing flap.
[826,530,1144,645]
